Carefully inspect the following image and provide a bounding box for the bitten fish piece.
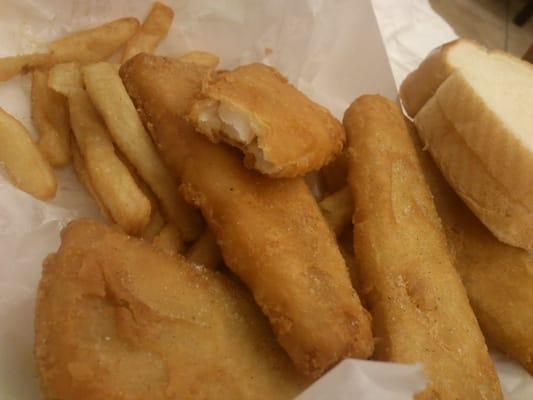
[120,54,373,377]
[188,63,345,178]
[345,95,502,399]
[35,219,309,400]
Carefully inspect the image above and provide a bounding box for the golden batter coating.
[120,54,373,377]
[345,95,502,399]
[35,219,309,400]
[410,124,533,375]
[188,63,345,178]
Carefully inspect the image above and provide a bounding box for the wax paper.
[0,0,531,399]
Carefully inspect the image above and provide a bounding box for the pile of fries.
[0,2,223,263]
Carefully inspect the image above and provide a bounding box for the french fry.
[49,17,140,64]
[116,148,168,240]
[31,69,71,167]
[50,63,151,234]
[121,2,174,62]
[152,223,185,255]
[178,51,219,68]
[0,53,55,82]
[186,229,223,270]
[82,62,203,241]
[48,62,84,96]
[0,107,57,199]
[141,208,165,240]
[318,186,352,236]
[0,18,139,82]
[71,139,111,220]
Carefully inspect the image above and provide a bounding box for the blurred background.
[429,0,532,57]
[372,0,532,86]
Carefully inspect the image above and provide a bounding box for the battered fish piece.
[188,63,345,178]
[411,125,533,375]
[35,219,309,400]
[316,123,533,374]
[120,54,373,377]
[345,95,502,399]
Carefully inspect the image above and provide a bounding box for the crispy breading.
[409,122,533,375]
[35,219,308,400]
[188,63,345,178]
[120,54,373,377]
[345,95,502,399]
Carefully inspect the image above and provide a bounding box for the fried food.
[82,62,203,241]
[31,69,71,167]
[318,186,352,236]
[186,229,223,270]
[188,63,345,178]
[121,2,174,62]
[152,223,184,255]
[320,152,348,193]
[316,121,533,374]
[0,18,139,82]
[50,62,151,234]
[35,219,308,400]
[408,121,533,375]
[0,53,55,82]
[140,207,165,240]
[303,171,325,201]
[345,95,502,399]
[71,139,111,219]
[0,107,57,199]
[178,51,220,68]
[120,54,373,377]
[48,17,139,64]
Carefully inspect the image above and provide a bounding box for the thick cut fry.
[0,53,55,82]
[0,107,56,199]
[35,219,309,400]
[31,69,71,167]
[152,223,184,255]
[186,229,222,270]
[120,54,373,377]
[71,139,111,219]
[407,121,533,375]
[49,18,140,64]
[121,2,174,62]
[51,63,151,234]
[83,62,203,241]
[345,95,502,399]
[178,51,220,68]
[318,186,352,236]
[69,91,151,234]
[141,208,165,241]
[0,18,139,82]
[48,62,84,96]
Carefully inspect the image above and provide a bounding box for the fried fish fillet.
[345,95,502,399]
[120,54,373,377]
[316,121,533,374]
[35,219,309,400]
[410,123,533,375]
[188,63,345,178]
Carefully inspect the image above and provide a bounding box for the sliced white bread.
[415,96,533,250]
[400,39,487,117]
